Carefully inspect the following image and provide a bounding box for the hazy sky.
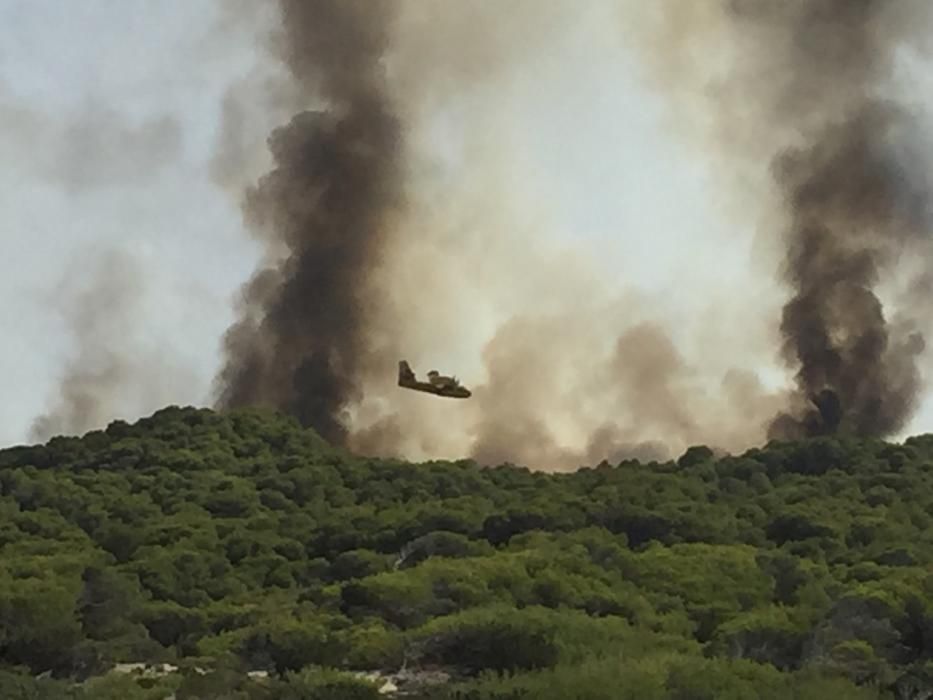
[1,0,260,444]
[4,1,933,452]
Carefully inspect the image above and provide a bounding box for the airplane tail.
[398,360,416,385]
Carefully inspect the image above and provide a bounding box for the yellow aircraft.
[398,360,472,399]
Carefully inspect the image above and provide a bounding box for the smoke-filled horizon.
[15,1,933,470]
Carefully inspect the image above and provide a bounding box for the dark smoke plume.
[769,104,928,438]
[740,1,932,439]
[631,0,933,440]
[213,0,402,445]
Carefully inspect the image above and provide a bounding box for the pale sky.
[3,1,933,451]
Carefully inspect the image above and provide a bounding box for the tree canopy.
[1,406,931,698]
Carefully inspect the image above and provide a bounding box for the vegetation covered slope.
[1,406,932,699]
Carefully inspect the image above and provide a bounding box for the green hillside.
[1,406,931,699]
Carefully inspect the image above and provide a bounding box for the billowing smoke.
[214,0,789,469]
[628,0,933,441]
[462,309,786,471]
[213,0,403,445]
[215,1,933,468]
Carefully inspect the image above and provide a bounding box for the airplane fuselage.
[398,360,472,398]
[399,377,472,399]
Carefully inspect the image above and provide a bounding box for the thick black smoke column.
[627,0,933,442]
[737,0,933,438]
[214,1,402,444]
[769,105,927,438]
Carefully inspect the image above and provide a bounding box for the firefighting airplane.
[397,360,472,399]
